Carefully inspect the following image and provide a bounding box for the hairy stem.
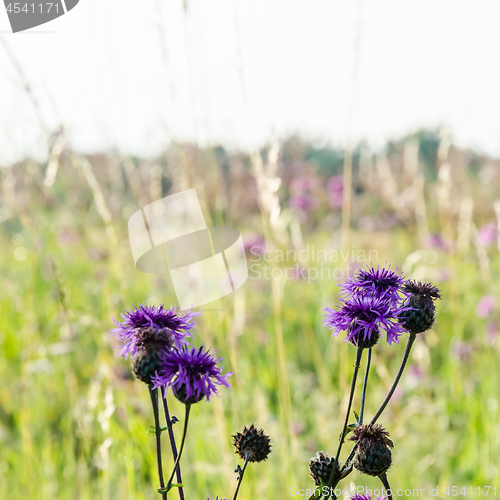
[164,404,191,495]
[149,386,167,500]
[359,347,372,424]
[370,333,416,425]
[160,387,184,500]
[232,452,250,500]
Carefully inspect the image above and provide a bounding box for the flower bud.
[131,328,174,384]
[349,423,393,477]
[308,451,336,485]
[232,424,272,463]
[400,280,441,334]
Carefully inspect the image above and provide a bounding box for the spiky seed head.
[308,451,337,485]
[131,328,174,384]
[349,423,393,477]
[399,280,442,334]
[232,424,271,463]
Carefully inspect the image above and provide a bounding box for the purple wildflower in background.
[290,176,317,212]
[152,346,232,404]
[351,495,386,500]
[486,321,498,345]
[111,304,200,359]
[324,294,408,347]
[423,233,452,252]
[478,222,497,247]
[340,264,407,306]
[476,295,497,318]
[290,194,315,211]
[327,175,343,208]
[243,233,266,256]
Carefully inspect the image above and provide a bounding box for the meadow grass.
[0,142,499,500]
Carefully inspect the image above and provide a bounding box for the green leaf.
[147,426,168,434]
[158,483,184,494]
[353,410,360,424]
[339,423,357,443]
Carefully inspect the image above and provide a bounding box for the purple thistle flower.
[111,304,200,359]
[152,346,232,404]
[341,264,407,306]
[323,294,409,347]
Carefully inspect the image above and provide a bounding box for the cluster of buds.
[311,265,441,493]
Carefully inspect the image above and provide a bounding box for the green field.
[0,135,499,499]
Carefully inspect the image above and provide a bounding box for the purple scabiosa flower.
[152,346,232,404]
[111,304,200,359]
[340,264,406,307]
[324,294,408,348]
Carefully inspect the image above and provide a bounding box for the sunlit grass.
[0,150,499,499]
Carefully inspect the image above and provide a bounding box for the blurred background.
[0,1,499,499]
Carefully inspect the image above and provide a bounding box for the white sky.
[1,0,500,163]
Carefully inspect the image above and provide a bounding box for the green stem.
[341,446,357,475]
[325,347,363,494]
[339,347,371,481]
[160,387,184,500]
[359,347,372,424]
[343,334,417,475]
[149,386,167,500]
[379,472,393,500]
[232,452,250,500]
[163,404,191,494]
[370,333,416,425]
